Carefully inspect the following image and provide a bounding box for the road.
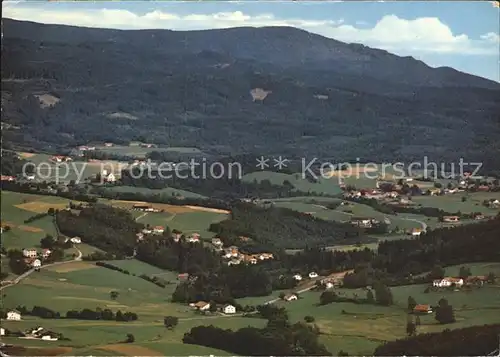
[0,246,82,292]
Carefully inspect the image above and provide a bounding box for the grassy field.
[20,153,127,183]
[1,260,261,355]
[242,171,343,196]
[103,185,205,199]
[412,191,500,215]
[0,191,72,249]
[266,262,500,355]
[2,261,499,356]
[102,198,229,239]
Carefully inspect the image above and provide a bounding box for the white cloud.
[2,5,499,56]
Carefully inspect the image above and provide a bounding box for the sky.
[2,1,500,82]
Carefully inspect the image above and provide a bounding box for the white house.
[411,228,422,237]
[32,259,42,268]
[223,304,236,314]
[284,294,298,302]
[7,310,21,320]
[293,274,303,281]
[104,173,116,183]
[23,248,38,258]
[142,228,152,234]
[433,277,464,288]
[325,282,334,289]
[41,335,59,341]
[0,327,5,336]
[227,259,242,266]
[70,237,82,244]
[309,272,319,279]
[187,234,200,243]
[42,249,52,258]
[26,175,36,181]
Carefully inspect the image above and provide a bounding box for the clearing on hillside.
[34,93,60,108]
[15,201,68,213]
[45,262,99,273]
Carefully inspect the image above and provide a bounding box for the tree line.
[8,305,138,322]
[374,324,500,356]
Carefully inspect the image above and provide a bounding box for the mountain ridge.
[1,18,499,168]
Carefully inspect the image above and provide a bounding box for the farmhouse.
[193,301,211,311]
[42,249,51,258]
[23,248,38,258]
[256,253,274,260]
[104,142,113,147]
[433,277,464,288]
[413,304,433,314]
[222,304,236,314]
[26,258,42,268]
[50,155,72,163]
[133,203,152,211]
[0,327,5,336]
[350,217,376,228]
[153,226,165,234]
[293,274,303,281]
[186,233,201,243]
[7,310,21,320]
[309,272,319,279]
[473,213,485,220]
[442,216,460,223]
[411,228,423,236]
[178,273,189,281]
[283,294,298,302]
[325,282,334,289]
[223,246,239,258]
[142,228,152,234]
[466,275,488,286]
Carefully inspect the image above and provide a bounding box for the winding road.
[0,246,82,292]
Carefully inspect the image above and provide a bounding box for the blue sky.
[3,1,499,81]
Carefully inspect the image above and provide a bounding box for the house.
[283,294,298,302]
[27,327,44,336]
[31,259,42,268]
[433,277,464,288]
[41,334,59,341]
[142,228,152,234]
[428,188,442,196]
[413,304,433,314]
[7,310,21,320]
[104,142,113,147]
[51,155,72,163]
[242,254,258,264]
[153,226,165,234]
[70,237,82,244]
[23,248,38,258]
[309,272,319,279]
[411,228,422,236]
[350,217,375,228]
[103,172,116,183]
[1,175,16,181]
[477,185,490,192]
[42,249,52,258]
[178,273,189,281]
[442,216,460,223]
[325,282,334,289]
[133,204,152,211]
[25,174,36,180]
[227,259,242,266]
[473,214,485,220]
[0,327,5,336]
[223,246,239,258]
[293,274,303,281]
[136,232,144,242]
[211,238,223,247]
[187,233,201,243]
[222,304,236,314]
[193,301,211,311]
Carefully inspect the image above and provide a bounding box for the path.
[135,212,149,221]
[0,246,82,291]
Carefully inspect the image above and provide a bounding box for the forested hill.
[2,18,500,167]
